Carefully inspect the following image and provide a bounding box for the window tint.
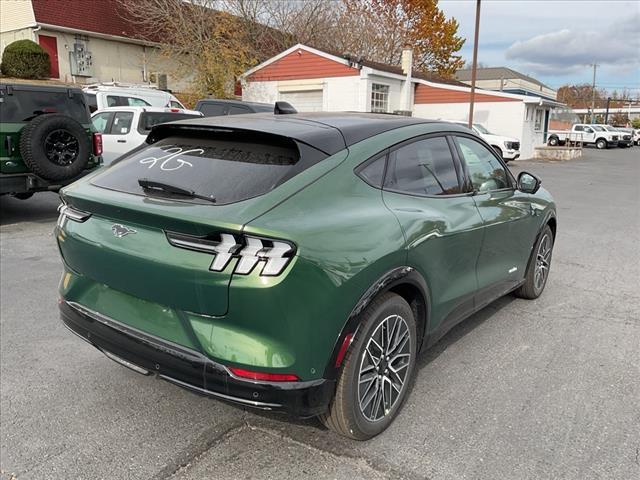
[574,125,584,131]
[456,136,509,192]
[0,89,89,122]
[138,112,202,132]
[127,97,151,106]
[92,112,113,133]
[170,100,183,108]
[228,105,251,115]
[110,112,134,134]
[92,133,327,204]
[106,95,151,107]
[85,92,98,113]
[384,137,460,195]
[199,103,227,117]
[357,153,386,188]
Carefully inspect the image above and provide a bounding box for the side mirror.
[517,171,541,194]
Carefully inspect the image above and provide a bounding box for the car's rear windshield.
[0,88,89,122]
[92,132,327,204]
[138,112,202,132]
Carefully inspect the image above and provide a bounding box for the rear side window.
[198,103,227,116]
[0,88,89,122]
[85,92,98,113]
[228,105,251,115]
[92,112,113,133]
[356,153,386,188]
[92,133,327,204]
[384,137,461,196]
[111,112,134,134]
[107,95,151,107]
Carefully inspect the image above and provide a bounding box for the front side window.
[110,112,134,134]
[371,84,389,113]
[456,136,509,192]
[384,137,460,196]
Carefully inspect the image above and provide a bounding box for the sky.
[440,0,640,95]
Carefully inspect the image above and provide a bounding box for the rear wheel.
[321,292,417,440]
[19,114,91,181]
[515,225,554,299]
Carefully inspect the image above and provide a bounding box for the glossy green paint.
[0,122,100,174]
[57,121,556,381]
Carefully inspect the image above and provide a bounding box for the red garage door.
[38,35,59,78]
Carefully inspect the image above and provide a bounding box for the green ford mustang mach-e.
[56,112,556,439]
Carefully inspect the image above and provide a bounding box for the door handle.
[117,139,127,143]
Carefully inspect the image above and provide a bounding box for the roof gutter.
[36,23,160,47]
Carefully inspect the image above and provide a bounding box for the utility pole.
[590,63,598,123]
[468,0,481,129]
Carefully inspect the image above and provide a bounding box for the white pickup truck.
[547,124,619,149]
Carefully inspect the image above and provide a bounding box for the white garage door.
[279,90,323,112]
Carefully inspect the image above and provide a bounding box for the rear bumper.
[59,300,334,417]
[0,168,99,195]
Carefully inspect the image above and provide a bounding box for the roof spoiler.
[274,101,297,115]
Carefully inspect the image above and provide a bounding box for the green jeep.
[0,83,102,199]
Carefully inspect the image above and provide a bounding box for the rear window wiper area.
[138,178,217,203]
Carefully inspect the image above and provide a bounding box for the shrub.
[631,118,640,129]
[0,39,50,79]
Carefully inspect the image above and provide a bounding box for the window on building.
[371,84,390,113]
[534,109,544,131]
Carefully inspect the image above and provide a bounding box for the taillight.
[57,203,91,228]
[228,367,299,382]
[92,132,103,156]
[166,231,295,277]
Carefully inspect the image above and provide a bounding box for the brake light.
[228,367,299,382]
[169,108,180,112]
[92,133,103,156]
[166,231,295,276]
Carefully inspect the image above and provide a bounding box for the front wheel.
[515,225,554,299]
[548,136,559,146]
[595,138,607,149]
[321,292,417,440]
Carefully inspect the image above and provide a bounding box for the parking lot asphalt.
[1,147,639,480]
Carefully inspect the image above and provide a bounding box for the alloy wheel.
[358,314,412,422]
[534,233,552,291]
[44,129,79,166]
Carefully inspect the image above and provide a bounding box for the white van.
[83,84,185,113]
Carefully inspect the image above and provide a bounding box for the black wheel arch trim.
[322,266,431,380]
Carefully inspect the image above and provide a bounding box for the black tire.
[320,292,417,440]
[514,225,554,300]
[13,192,34,200]
[595,138,607,150]
[548,136,559,146]
[19,114,91,181]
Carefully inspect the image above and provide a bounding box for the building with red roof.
[0,0,186,90]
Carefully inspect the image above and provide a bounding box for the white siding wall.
[324,76,364,111]
[14,29,191,91]
[412,101,541,158]
[0,0,35,34]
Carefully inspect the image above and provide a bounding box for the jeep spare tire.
[19,114,91,181]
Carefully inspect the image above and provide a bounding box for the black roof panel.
[150,112,434,155]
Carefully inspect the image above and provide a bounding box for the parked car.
[0,83,102,199]
[91,106,203,165]
[56,113,556,440]
[547,124,618,149]
[616,127,639,145]
[449,121,520,162]
[195,98,274,117]
[596,125,633,147]
[83,84,186,113]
